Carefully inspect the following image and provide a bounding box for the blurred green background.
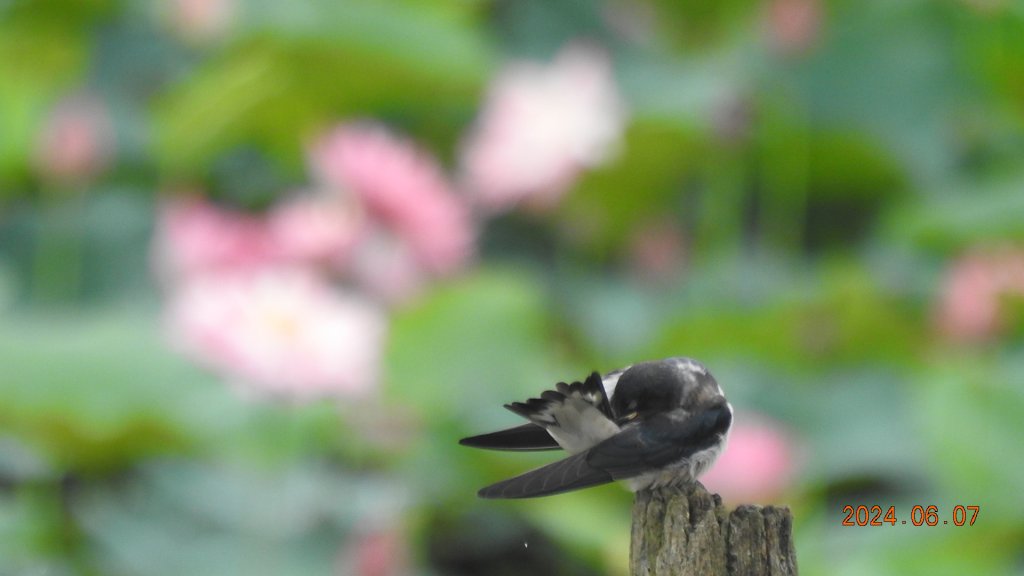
[2,0,1024,575]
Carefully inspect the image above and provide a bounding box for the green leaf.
[155,0,493,175]
[648,261,924,370]
[565,120,702,257]
[912,353,1024,524]
[76,459,389,576]
[385,268,559,423]
[882,175,1024,252]
[0,20,86,185]
[0,311,233,471]
[240,0,491,82]
[787,1,964,179]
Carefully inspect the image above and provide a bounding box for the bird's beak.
[616,411,639,426]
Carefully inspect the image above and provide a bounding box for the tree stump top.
[630,483,797,576]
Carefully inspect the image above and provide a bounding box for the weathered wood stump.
[630,483,797,576]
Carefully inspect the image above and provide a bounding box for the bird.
[459,357,733,499]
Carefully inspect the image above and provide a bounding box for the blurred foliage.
[3,0,1024,575]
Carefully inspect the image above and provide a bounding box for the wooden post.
[630,482,797,576]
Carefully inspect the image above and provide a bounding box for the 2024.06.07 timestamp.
[841,505,979,527]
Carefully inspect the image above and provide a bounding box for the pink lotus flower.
[353,529,409,576]
[153,193,362,284]
[166,0,236,43]
[166,268,387,399]
[765,0,823,55]
[347,229,430,305]
[152,195,277,283]
[309,123,474,301]
[936,247,1024,343]
[628,218,687,282]
[34,93,114,184]
[459,44,627,212]
[267,192,364,268]
[701,413,797,503]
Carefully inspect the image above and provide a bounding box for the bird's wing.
[476,451,614,499]
[505,372,615,422]
[458,371,621,454]
[458,423,561,451]
[600,365,630,400]
[586,401,732,480]
[501,372,619,453]
[477,400,732,499]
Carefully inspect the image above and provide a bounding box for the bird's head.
[610,357,721,425]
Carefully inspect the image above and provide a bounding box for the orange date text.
[841,505,979,527]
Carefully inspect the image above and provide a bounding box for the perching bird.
[459,357,732,499]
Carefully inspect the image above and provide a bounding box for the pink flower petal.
[765,0,823,55]
[34,93,114,183]
[165,268,387,400]
[459,43,627,212]
[702,413,797,503]
[936,247,1024,343]
[152,195,280,284]
[167,0,236,43]
[348,228,428,306]
[309,123,475,277]
[267,192,364,268]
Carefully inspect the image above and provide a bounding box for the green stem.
[759,95,810,254]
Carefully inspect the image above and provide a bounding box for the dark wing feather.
[477,400,732,499]
[476,451,614,499]
[551,372,613,419]
[579,371,614,420]
[587,400,732,479]
[459,423,561,451]
[503,372,614,425]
